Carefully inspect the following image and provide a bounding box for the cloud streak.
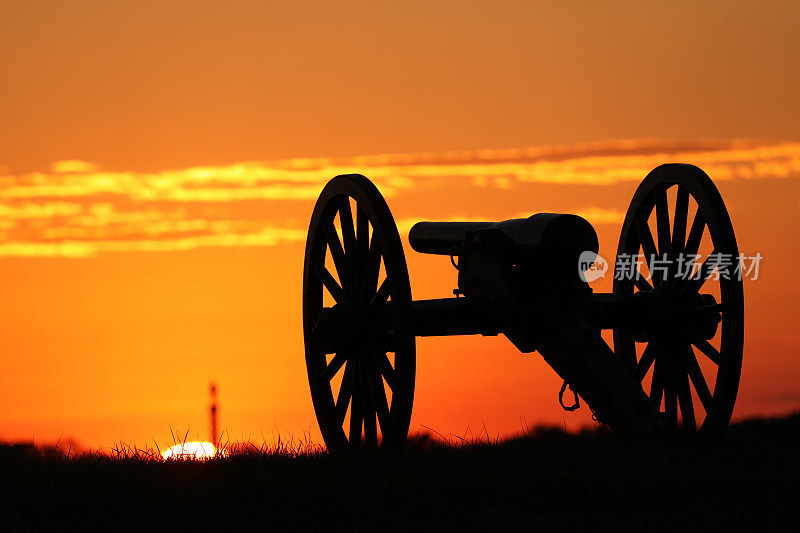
[0,139,797,257]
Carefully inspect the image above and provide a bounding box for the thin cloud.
[571,207,625,225]
[0,202,83,219]
[0,227,307,258]
[0,139,796,258]
[2,139,798,202]
[50,160,99,174]
[396,208,624,237]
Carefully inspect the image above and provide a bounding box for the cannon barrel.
[409,213,599,263]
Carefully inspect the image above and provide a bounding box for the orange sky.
[1,1,799,450]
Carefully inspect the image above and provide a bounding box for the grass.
[1,413,799,531]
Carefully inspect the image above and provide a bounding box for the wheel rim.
[303,174,415,451]
[613,164,744,439]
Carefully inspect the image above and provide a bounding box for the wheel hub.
[313,300,394,355]
[633,289,721,343]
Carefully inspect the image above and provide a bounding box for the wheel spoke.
[359,361,378,448]
[365,360,391,434]
[338,199,357,256]
[684,209,705,259]
[635,344,656,381]
[682,251,718,294]
[334,362,354,426]
[672,186,690,256]
[314,265,347,303]
[371,278,391,309]
[348,362,362,446]
[634,275,653,293]
[363,412,377,448]
[323,220,350,293]
[650,358,665,410]
[356,205,370,290]
[338,200,357,293]
[668,185,690,284]
[635,216,659,287]
[678,370,697,435]
[655,185,671,262]
[664,378,678,430]
[361,233,382,303]
[321,352,347,381]
[687,347,713,411]
[374,352,396,390]
[692,337,721,365]
[659,345,679,428]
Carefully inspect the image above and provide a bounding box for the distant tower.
[209,382,218,448]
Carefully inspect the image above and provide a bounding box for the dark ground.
[1,413,799,531]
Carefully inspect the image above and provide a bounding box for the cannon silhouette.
[303,164,744,450]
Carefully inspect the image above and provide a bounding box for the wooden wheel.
[303,174,415,451]
[613,164,744,439]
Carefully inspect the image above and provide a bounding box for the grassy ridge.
[2,413,799,530]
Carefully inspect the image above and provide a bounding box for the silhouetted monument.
[302,164,744,451]
[209,382,218,449]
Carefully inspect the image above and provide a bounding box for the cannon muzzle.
[409,213,599,265]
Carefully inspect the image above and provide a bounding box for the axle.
[416,291,719,342]
[313,290,720,351]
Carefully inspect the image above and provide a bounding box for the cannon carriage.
[302,164,744,451]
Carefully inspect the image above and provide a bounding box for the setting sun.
[161,441,217,461]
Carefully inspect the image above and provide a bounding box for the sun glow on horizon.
[161,441,218,461]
